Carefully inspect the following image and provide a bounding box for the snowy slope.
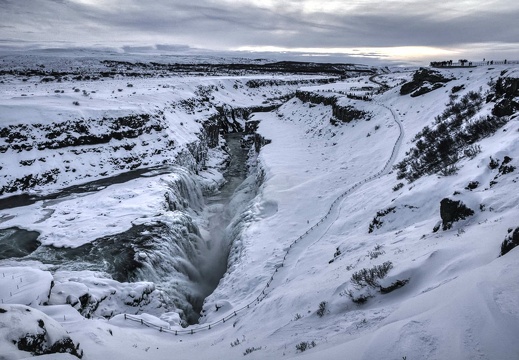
[199,66,519,359]
[1,59,519,359]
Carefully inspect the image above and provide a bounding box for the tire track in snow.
[123,88,405,335]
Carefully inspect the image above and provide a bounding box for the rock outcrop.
[439,198,474,230]
[295,90,369,123]
[0,304,83,359]
[500,227,519,256]
[400,68,453,97]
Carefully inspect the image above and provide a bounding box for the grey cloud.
[0,0,518,61]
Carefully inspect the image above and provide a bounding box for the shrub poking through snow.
[346,261,395,303]
[489,156,500,169]
[295,341,316,352]
[368,207,396,233]
[465,181,479,190]
[500,227,519,256]
[464,144,482,159]
[499,156,515,174]
[393,182,404,192]
[316,301,327,317]
[368,244,385,259]
[351,262,393,288]
[380,279,410,294]
[230,338,241,347]
[243,347,262,356]
[395,91,509,182]
[489,156,516,187]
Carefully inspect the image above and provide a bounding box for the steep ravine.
[0,129,263,326]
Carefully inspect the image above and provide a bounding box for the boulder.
[440,198,474,230]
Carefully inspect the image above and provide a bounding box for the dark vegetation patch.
[395,90,509,182]
[380,279,409,294]
[347,262,403,303]
[500,227,519,256]
[392,182,404,191]
[451,85,465,93]
[487,77,519,117]
[350,262,394,289]
[489,156,515,187]
[368,207,396,233]
[465,181,479,190]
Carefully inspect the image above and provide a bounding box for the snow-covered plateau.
[1,52,519,359]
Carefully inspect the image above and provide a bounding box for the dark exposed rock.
[0,304,83,358]
[17,330,82,358]
[0,169,61,196]
[500,227,519,256]
[440,198,474,230]
[203,104,279,149]
[295,90,369,123]
[332,105,368,123]
[380,279,409,294]
[465,181,479,190]
[400,68,453,96]
[410,83,444,97]
[490,156,516,187]
[451,84,465,93]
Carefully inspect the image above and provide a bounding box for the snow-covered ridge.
[0,58,339,199]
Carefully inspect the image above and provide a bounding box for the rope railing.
[121,83,404,336]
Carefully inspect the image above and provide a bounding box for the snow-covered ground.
[1,55,519,359]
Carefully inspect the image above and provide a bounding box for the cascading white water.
[7,133,258,325]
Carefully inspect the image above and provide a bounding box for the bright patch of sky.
[0,0,518,64]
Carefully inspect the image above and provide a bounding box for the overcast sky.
[1,0,519,64]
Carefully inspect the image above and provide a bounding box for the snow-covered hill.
[1,55,519,359]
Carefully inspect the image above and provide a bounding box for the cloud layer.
[1,0,518,63]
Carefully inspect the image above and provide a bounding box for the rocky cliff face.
[0,113,175,195]
[0,69,344,198]
[400,68,453,97]
[295,90,369,123]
